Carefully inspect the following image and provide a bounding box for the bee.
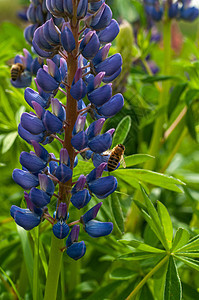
[107,144,126,172]
[10,63,25,81]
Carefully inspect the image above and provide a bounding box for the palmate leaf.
[171,228,190,252]
[109,193,124,236]
[117,252,158,261]
[124,154,154,168]
[115,169,185,193]
[175,235,199,252]
[174,256,199,272]
[112,115,131,147]
[164,256,182,300]
[119,239,165,253]
[157,201,173,250]
[140,186,169,250]
[153,258,169,300]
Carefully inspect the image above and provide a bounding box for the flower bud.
[18,123,44,144]
[97,19,119,44]
[97,93,124,118]
[88,132,112,153]
[55,163,73,183]
[36,68,60,92]
[86,118,105,139]
[10,206,41,230]
[53,221,70,239]
[60,148,70,166]
[80,202,102,224]
[80,31,100,60]
[61,24,76,53]
[39,174,55,196]
[87,83,112,106]
[24,88,49,109]
[51,98,66,122]
[43,110,63,133]
[88,176,117,198]
[84,220,113,237]
[20,151,47,173]
[20,112,45,135]
[71,131,88,151]
[29,187,51,207]
[31,140,50,163]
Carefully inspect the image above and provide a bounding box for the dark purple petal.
[86,163,107,183]
[18,123,44,144]
[43,110,63,133]
[71,131,88,151]
[72,175,86,193]
[20,112,45,134]
[85,220,113,237]
[61,25,75,53]
[66,225,80,247]
[71,189,91,209]
[70,79,87,101]
[31,140,50,162]
[10,205,41,230]
[66,241,86,260]
[12,169,39,190]
[94,53,122,77]
[39,174,55,196]
[29,187,51,207]
[97,19,119,44]
[97,93,124,117]
[53,221,70,239]
[24,88,48,109]
[55,163,73,183]
[88,176,117,199]
[57,202,67,220]
[36,68,60,92]
[81,202,102,224]
[88,132,112,153]
[20,152,47,173]
[86,118,105,139]
[87,84,112,106]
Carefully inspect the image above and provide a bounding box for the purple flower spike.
[43,110,63,133]
[61,25,75,53]
[92,43,111,66]
[24,88,49,109]
[86,118,105,139]
[12,169,39,190]
[60,148,70,166]
[66,225,80,247]
[53,221,70,239]
[73,115,86,135]
[55,163,73,183]
[88,176,117,199]
[80,31,100,60]
[29,187,51,207]
[85,220,113,237]
[71,189,91,209]
[70,78,87,101]
[18,123,44,144]
[87,84,112,106]
[97,19,119,44]
[20,112,45,134]
[10,205,41,230]
[51,98,66,122]
[39,174,55,196]
[77,0,88,19]
[97,93,124,118]
[80,202,102,224]
[66,241,86,260]
[94,53,122,77]
[36,68,60,92]
[71,131,88,151]
[57,202,68,220]
[20,152,47,173]
[86,163,107,183]
[31,140,50,163]
[88,132,112,153]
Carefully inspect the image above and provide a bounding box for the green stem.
[44,235,64,300]
[33,226,39,300]
[126,255,169,299]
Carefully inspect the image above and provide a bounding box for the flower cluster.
[10,0,124,261]
[144,0,199,22]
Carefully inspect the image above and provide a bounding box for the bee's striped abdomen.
[107,154,120,172]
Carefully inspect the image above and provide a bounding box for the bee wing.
[102,150,112,156]
[120,155,126,168]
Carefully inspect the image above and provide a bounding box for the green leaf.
[141,74,178,83]
[110,268,136,280]
[186,105,197,140]
[115,169,185,193]
[172,228,190,252]
[2,131,18,154]
[112,115,131,147]
[157,201,173,250]
[167,83,187,118]
[176,252,199,258]
[117,252,158,261]
[176,235,199,252]
[17,226,34,293]
[125,154,154,168]
[164,256,182,300]
[174,256,199,272]
[153,258,169,300]
[139,284,154,300]
[119,239,165,253]
[109,193,124,236]
[140,186,168,250]
[0,266,22,300]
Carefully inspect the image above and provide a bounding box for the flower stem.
[126,255,169,299]
[44,235,64,300]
